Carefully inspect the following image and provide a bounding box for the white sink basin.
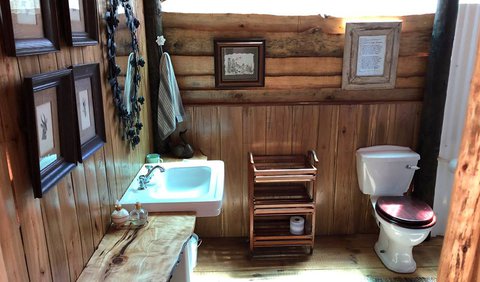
[119,160,224,217]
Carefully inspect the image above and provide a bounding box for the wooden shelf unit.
[248,151,318,255]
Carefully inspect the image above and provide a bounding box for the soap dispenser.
[129,202,148,226]
[111,201,129,227]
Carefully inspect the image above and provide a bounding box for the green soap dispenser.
[129,202,148,226]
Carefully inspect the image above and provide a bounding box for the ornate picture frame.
[24,69,78,198]
[72,63,106,162]
[60,0,99,46]
[342,22,402,90]
[214,39,265,88]
[0,0,60,56]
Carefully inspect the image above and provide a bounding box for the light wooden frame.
[342,22,402,90]
[60,0,99,46]
[24,69,78,198]
[71,63,106,162]
[0,0,61,56]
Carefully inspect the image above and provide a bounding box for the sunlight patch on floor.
[192,269,374,282]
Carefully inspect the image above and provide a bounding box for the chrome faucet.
[138,165,165,190]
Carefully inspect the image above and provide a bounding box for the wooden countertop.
[77,214,196,282]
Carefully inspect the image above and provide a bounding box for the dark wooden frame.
[71,63,106,162]
[214,39,265,88]
[60,0,99,46]
[0,0,60,56]
[24,69,78,198]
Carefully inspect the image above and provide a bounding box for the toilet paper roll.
[290,216,305,235]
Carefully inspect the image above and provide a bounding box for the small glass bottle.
[129,202,148,226]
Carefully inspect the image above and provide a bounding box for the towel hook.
[156,35,166,54]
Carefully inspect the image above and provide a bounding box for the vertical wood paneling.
[56,179,84,281]
[242,106,267,236]
[219,107,244,236]
[192,107,222,236]
[84,159,104,246]
[315,105,339,235]
[0,0,152,280]
[41,187,70,282]
[355,105,377,234]
[0,146,29,282]
[191,102,421,237]
[332,105,359,234]
[7,56,52,282]
[388,103,420,146]
[265,106,293,155]
[292,105,319,154]
[0,242,8,282]
[243,106,267,155]
[94,149,112,232]
[71,165,94,265]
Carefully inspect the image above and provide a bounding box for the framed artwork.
[24,69,78,198]
[214,39,265,88]
[342,22,402,90]
[0,0,60,56]
[60,0,99,46]
[71,63,106,161]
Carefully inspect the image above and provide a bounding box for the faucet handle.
[406,165,420,170]
[138,175,147,190]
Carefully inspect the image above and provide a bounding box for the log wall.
[437,34,480,282]
[0,0,151,281]
[162,12,434,237]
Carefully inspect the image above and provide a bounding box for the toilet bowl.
[356,145,436,273]
[370,196,436,273]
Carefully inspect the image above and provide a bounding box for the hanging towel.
[157,52,185,140]
[123,52,135,114]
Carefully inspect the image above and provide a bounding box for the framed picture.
[342,22,402,90]
[24,69,78,198]
[71,63,106,161]
[214,39,265,88]
[60,0,99,46]
[0,0,60,56]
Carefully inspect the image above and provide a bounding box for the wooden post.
[437,36,480,282]
[142,0,168,152]
[413,0,459,207]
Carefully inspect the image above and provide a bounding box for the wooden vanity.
[77,214,196,282]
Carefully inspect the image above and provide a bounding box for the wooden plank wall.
[0,0,151,281]
[162,12,433,237]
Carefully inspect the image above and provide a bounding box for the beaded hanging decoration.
[106,0,145,148]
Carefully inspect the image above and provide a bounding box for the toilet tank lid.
[356,145,420,161]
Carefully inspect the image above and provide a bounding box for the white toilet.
[356,145,436,273]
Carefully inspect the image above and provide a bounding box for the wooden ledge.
[182,88,424,105]
[78,215,196,282]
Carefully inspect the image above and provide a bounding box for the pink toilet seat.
[375,196,436,229]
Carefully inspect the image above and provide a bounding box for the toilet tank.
[356,145,420,196]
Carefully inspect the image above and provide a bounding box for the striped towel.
[157,52,185,140]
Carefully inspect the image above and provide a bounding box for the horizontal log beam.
[181,88,423,105]
[176,75,425,90]
[171,55,428,76]
[163,13,434,34]
[164,28,431,57]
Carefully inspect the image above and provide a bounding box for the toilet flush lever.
[406,165,420,170]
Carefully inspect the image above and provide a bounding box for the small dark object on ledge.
[171,130,194,159]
